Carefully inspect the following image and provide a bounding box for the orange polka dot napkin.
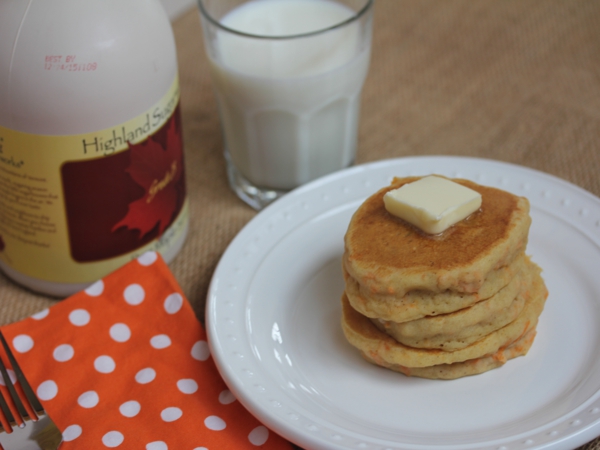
[0,252,293,450]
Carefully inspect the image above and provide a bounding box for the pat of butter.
[383,176,482,234]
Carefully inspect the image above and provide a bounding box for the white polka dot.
[53,344,74,362]
[137,251,158,266]
[161,407,182,422]
[193,448,208,450]
[78,390,99,408]
[124,284,145,305]
[62,424,82,442]
[164,293,183,314]
[85,280,104,297]
[177,379,198,394]
[219,389,236,405]
[94,355,116,374]
[119,400,141,418]
[204,415,226,431]
[109,323,131,343]
[31,309,49,320]
[69,309,90,326]
[191,340,210,361]
[12,334,34,353]
[150,334,171,349]
[102,431,124,447]
[135,368,156,384]
[0,369,16,386]
[248,426,269,446]
[37,380,58,401]
[146,441,168,450]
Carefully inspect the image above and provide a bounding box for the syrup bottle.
[0,0,189,296]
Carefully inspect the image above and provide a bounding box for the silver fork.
[0,331,62,450]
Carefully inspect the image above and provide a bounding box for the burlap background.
[1,1,599,448]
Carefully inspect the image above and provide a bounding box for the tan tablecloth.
[1,1,599,448]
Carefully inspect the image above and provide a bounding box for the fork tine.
[0,351,29,427]
[0,332,43,420]
[1,362,40,426]
[0,382,15,432]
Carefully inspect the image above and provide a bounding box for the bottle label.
[0,77,188,283]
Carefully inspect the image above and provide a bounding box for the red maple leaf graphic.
[112,118,183,238]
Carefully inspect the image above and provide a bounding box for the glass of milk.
[197,0,374,209]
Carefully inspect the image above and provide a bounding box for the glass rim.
[197,0,374,40]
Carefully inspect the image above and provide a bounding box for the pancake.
[343,176,531,298]
[361,329,537,380]
[344,253,529,323]
[340,270,547,369]
[371,259,539,351]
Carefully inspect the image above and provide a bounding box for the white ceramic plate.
[206,156,600,450]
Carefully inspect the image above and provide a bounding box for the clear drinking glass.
[197,0,374,209]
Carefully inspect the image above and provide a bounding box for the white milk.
[207,0,371,190]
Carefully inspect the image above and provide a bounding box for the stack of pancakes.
[341,176,548,379]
